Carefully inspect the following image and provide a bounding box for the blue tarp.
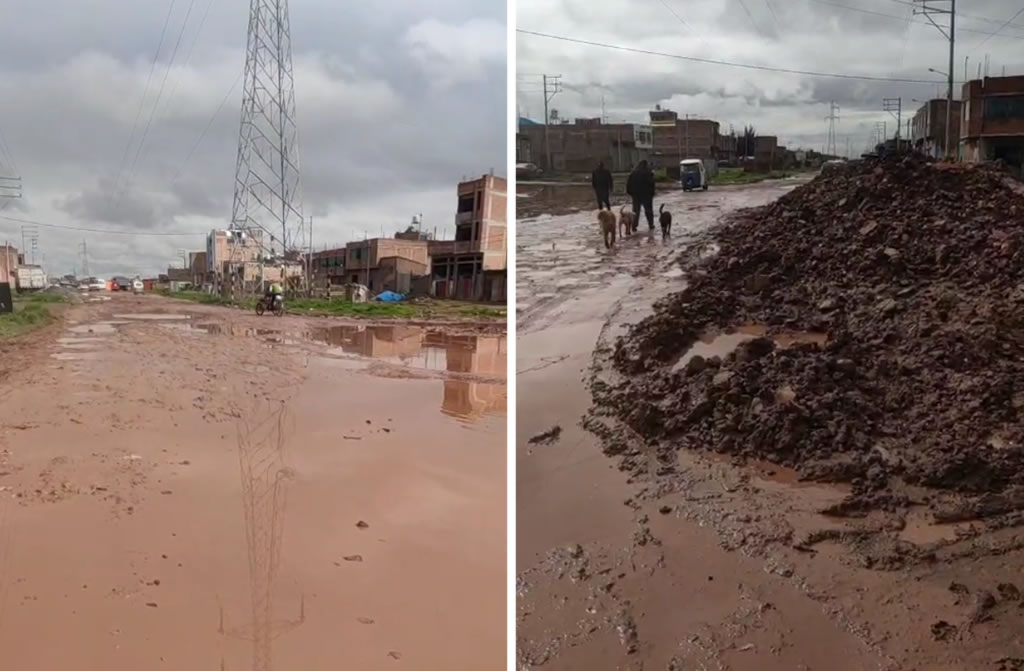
[376,291,405,302]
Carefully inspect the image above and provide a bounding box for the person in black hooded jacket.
[591,161,613,210]
[625,160,656,232]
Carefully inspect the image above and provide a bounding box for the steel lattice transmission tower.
[231,0,305,264]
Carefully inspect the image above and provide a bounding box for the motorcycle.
[255,294,285,317]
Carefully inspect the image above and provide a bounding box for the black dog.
[659,203,672,237]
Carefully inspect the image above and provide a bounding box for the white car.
[132,279,144,294]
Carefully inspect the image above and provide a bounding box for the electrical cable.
[112,0,178,196]
[516,29,959,83]
[968,5,1024,56]
[0,213,204,237]
[115,0,199,207]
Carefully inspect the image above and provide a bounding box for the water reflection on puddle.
[196,322,508,425]
[673,324,828,371]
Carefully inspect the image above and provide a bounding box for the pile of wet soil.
[593,155,1024,517]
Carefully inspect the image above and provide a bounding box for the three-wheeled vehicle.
[679,159,709,192]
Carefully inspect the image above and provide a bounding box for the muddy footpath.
[0,294,505,670]
[517,166,1024,670]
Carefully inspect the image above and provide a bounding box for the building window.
[457,195,474,213]
[983,95,1024,121]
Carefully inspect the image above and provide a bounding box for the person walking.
[626,160,656,232]
[591,161,613,211]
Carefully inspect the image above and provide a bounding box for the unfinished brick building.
[960,75,1024,176]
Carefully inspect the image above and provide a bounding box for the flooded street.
[0,294,505,670]
[516,181,1024,670]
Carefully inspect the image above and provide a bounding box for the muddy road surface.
[516,181,1024,670]
[0,294,505,670]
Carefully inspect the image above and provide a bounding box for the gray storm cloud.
[517,0,1024,154]
[0,0,506,278]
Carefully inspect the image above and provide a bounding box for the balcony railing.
[429,240,481,256]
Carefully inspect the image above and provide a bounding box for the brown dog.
[598,209,616,248]
[618,205,635,239]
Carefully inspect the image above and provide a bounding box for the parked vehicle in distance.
[111,276,132,291]
[132,279,144,294]
[516,162,543,180]
[14,265,47,292]
[679,159,709,192]
[87,278,107,292]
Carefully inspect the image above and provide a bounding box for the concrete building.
[911,99,963,159]
[0,243,21,285]
[205,228,264,273]
[429,174,507,302]
[311,247,347,285]
[754,135,779,164]
[649,109,720,174]
[342,237,430,294]
[961,75,1024,176]
[517,118,653,172]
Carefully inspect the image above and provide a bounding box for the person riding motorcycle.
[265,282,283,310]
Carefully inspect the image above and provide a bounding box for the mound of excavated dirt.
[593,156,1024,518]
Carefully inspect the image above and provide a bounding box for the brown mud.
[0,294,505,670]
[518,176,1024,670]
[600,157,1024,520]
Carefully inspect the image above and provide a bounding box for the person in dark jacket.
[591,161,613,210]
[625,160,656,232]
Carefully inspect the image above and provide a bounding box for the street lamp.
[928,67,948,77]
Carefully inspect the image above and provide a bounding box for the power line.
[655,0,693,33]
[885,0,1024,32]
[116,0,199,207]
[967,5,1024,55]
[0,213,203,237]
[808,0,1024,41]
[112,0,178,196]
[162,0,218,107]
[516,29,956,83]
[169,70,243,184]
[737,0,762,32]
[764,0,781,32]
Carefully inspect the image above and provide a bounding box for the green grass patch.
[15,292,68,304]
[162,290,234,306]
[711,168,792,186]
[0,302,57,339]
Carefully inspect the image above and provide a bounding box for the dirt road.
[516,182,1024,670]
[0,294,506,670]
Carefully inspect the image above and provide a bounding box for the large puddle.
[53,316,506,426]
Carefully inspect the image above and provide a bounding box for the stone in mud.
[685,355,707,375]
[818,298,839,312]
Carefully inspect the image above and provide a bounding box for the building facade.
[911,98,963,159]
[0,244,21,285]
[429,174,507,302]
[517,118,653,172]
[342,237,430,294]
[961,75,1024,176]
[649,109,720,174]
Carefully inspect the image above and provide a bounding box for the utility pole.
[0,175,21,200]
[542,74,562,172]
[80,241,89,278]
[913,0,955,159]
[883,97,903,146]
[825,101,840,157]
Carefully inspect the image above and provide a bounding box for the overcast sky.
[0,0,506,278]
[517,0,1024,154]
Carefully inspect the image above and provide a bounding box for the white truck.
[15,265,47,292]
